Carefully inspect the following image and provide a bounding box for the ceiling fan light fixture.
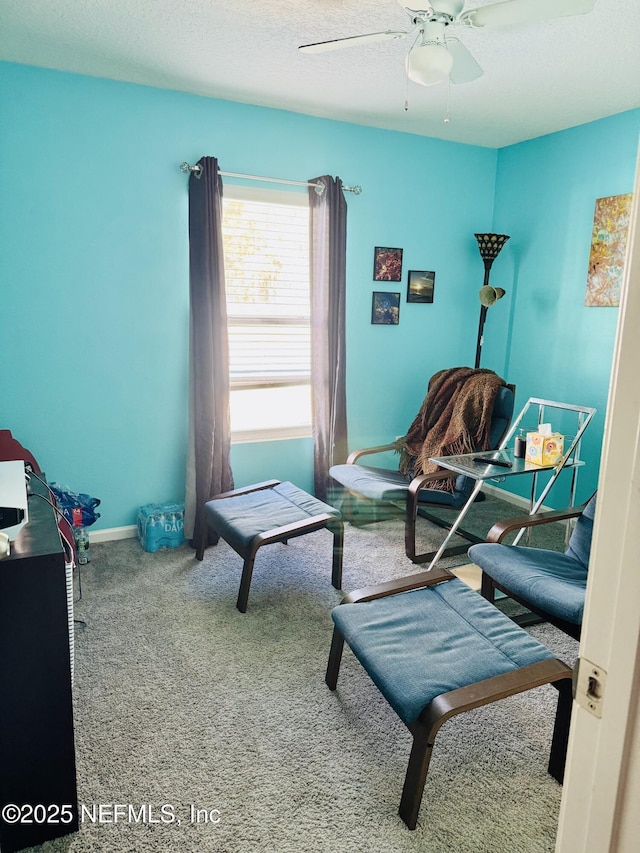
[406,42,454,86]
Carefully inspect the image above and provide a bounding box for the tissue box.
[525,432,564,466]
[137,502,185,552]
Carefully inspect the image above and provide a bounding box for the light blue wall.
[3,62,636,528]
[490,110,640,504]
[0,62,497,529]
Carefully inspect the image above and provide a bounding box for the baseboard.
[482,484,552,512]
[89,525,138,543]
[86,487,543,545]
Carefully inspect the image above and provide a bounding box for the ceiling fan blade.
[446,38,483,84]
[298,31,408,54]
[460,0,596,29]
[396,0,465,12]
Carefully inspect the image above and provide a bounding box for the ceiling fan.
[299,0,597,87]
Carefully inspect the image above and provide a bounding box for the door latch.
[574,657,607,718]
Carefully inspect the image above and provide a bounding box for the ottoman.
[196,480,343,612]
[326,569,573,829]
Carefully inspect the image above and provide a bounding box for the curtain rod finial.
[180,161,202,177]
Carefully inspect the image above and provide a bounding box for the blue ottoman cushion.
[204,481,340,554]
[331,577,555,725]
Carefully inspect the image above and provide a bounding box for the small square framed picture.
[371,291,400,325]
[407,270,435,303]
[373,247,403,282]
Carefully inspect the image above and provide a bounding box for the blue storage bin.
[137,502,185,552]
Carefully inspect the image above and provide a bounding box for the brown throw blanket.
[395,367,507,492]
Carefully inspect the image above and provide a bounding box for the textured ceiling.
[1,0,639,147]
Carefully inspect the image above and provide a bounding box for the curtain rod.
[179,162,362,195]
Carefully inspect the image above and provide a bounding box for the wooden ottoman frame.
[326,568,573,829]
[196,480,344,612]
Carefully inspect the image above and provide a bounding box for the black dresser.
[0,474,79,851]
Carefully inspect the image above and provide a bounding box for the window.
[222,185,311,442]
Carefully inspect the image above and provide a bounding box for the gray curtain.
[308,175,348,502]
[185,157,234,545]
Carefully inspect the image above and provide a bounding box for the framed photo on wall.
[371,291,400,325]
[373,247,403,282]
[407,270,435,303]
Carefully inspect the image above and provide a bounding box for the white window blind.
[222,185,311,441]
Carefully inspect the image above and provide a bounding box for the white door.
[555,144,640,851]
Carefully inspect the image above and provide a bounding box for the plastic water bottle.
[75,526,90,565]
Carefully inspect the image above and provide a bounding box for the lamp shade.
[406,43,454,86]
[479,285,506,307]
[479,285,497,307]
[474,233,510,263]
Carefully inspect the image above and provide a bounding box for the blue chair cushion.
[330,384,514,507]
[488,385,514,447]
[204,481,340,554]
[565,494,597,568]
[468,542,588,626]
[331,577,555,725]
[328,463,468,507]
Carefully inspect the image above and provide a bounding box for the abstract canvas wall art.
[585,193,633,307]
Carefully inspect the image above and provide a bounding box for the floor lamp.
[474,233,510,369]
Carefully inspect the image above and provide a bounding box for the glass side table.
[425,397,596,571]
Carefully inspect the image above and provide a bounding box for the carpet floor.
[28,496,578,853]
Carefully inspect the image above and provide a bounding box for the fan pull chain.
[404,32,422,112]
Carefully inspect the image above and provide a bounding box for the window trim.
[230,424,312,444]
